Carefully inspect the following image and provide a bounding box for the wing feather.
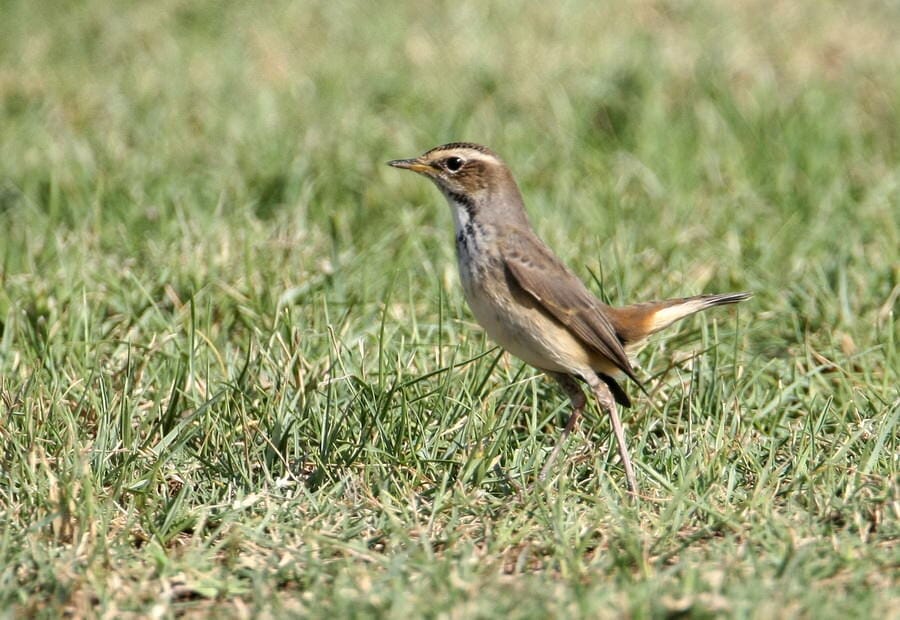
[502,237,641,386]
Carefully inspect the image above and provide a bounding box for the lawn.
[1,0,897,617]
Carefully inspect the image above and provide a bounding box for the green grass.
[1,0,898,617]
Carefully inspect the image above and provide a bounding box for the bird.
[388,142,750,495]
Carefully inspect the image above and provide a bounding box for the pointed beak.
[387,157,435,175]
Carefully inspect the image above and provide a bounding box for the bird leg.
[587,375,638,496]
[539,373,586,481]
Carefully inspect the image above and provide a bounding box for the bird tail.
[642,292,751,335]
[608,292,751,347]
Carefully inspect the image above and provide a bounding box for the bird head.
[388,142,526,228]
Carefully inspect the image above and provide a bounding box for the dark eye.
[444,157,464,172]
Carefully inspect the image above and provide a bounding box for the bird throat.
[446,192,488,260]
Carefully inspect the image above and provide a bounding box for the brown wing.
[502,234,642,386]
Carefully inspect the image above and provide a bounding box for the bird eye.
[444,157,464,172]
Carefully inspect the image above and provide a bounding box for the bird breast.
[455,242,606,376]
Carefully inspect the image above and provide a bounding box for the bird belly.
[459,261,617,377]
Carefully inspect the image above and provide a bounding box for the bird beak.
[387,158,435,175]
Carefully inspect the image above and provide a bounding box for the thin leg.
[587,375,638,496]
[539,373,586,481]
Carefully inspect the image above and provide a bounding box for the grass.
[1,0,898,616]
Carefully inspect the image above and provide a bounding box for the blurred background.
[3,1,898,289]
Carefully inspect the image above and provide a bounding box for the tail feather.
[609,292,751,347]
[646,292,752,334]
